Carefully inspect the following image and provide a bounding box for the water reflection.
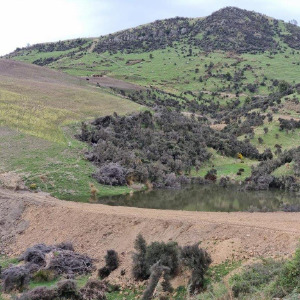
[98,184,300,212]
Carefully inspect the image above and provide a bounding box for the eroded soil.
[0,187,299,283]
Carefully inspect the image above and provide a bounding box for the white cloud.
[0,0,85,55]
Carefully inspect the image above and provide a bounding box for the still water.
[98,184,300,212]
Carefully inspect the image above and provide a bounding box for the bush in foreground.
[180,244,212,294]
[17,278,107,300]
[132,235,211,296]
[132,235,179,281]
[98,249,119,279]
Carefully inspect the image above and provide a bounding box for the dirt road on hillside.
[0,187,299,282]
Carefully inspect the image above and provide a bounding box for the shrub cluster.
[245,146,300,191]
[17,279,107,300]
[1,243,94,293]
[98,250,119,279]
[79,109,261,188]
[132,235,211,296]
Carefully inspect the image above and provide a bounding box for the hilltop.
[6,6,300,62]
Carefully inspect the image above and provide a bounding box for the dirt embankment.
[1,187,300,282]
[83,75,146,90]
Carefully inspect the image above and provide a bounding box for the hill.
[6,7,300,95]
[0,59,141,200]
[2,7,300,197]
[7,7,300,60]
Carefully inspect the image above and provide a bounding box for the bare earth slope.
[1,187,299,281]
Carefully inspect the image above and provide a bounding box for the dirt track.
[1,187,300,281]
[83,75,146,90]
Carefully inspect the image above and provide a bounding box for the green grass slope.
[0,59,141,200]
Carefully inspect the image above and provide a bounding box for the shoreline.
[1,187,300,283]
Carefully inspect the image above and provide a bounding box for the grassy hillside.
[0,60,141,200]
[2,6,300,197]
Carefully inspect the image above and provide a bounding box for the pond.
[98,184,300,212]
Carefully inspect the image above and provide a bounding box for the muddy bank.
[0,187,299,282]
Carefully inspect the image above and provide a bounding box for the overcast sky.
[1,0,299,56]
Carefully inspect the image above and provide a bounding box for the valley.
[0,5,300,300]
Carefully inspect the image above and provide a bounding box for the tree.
[289,19,298,26]
[180,244,212,294]
[132,235,148,280]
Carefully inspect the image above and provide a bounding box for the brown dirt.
[275,114,300,121]
[0,59,80,85]
[1,188,300,283]
[210,123,227,131]
[0,172,26,191]
[126,59,144,66]
[84,75,145,90]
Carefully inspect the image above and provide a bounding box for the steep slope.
[192,7,278,53]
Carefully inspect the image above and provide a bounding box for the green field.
[12,43,300,97]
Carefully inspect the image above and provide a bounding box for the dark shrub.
[18,243,94,277]
[219,176,230,187]
[1,265,30,292]
[98,266,111,279]
[132,234,149,280]
[105,250,119,271]
[47,250,94,275]
[56,242,75,251]
[93,163,126,186]
[20,244,53,266]
[146,241,179,277]
[17,287,57,300]
[79,279,107,300]
[180,244,212,294]
[98,249,119,279]
[260,148,273,161]
[132,236,179,281]
[204,169,217,181]
[57,279,80,299]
